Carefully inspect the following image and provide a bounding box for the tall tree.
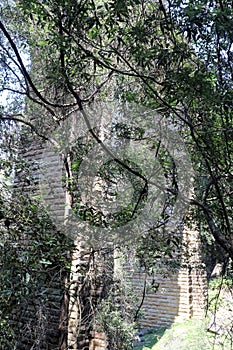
[1,0,233,258]
[1,1,233,347]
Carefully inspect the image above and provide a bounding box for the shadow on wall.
[128,226,207,329]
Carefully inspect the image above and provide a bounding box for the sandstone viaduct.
[14,124,207,350]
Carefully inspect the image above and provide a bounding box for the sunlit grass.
[134,319,232,350]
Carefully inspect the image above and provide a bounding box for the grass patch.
[134,328,166,350]
[134,319,233,350]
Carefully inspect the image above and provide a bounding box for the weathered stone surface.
[13,131,207,349]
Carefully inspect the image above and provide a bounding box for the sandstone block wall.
[128,225,207,328]
[12,133,208,349]
[130,266,207,328]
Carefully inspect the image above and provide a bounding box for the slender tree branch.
[191,198,233,259]
[0,20,78,110]
[0,114,58,147]
[134,274,147,322]
[186,113,232,235]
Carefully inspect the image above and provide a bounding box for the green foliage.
[1,0,233,347]
[0,319,16,349]
[1,0,233,260]
[95,299,136,349]
[208,275,233,313]
[136,227,182,275]
[94,279,138,350]
[209,276,233,291]
[0,191,73,347]
[69,135,147,228]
